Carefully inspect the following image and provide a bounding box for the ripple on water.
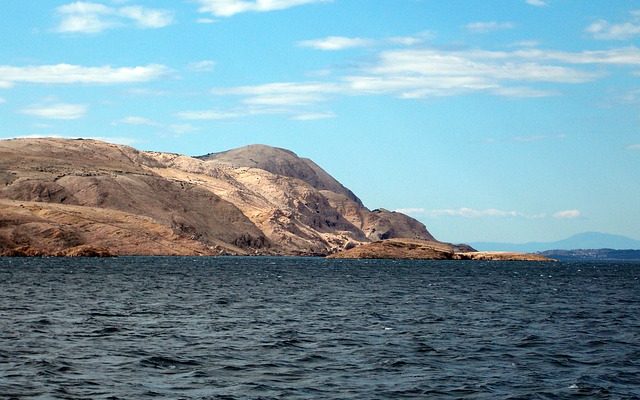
[1,257,639,399]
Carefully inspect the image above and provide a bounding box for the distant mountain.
[540,249,640,262]
[471,232,640,252]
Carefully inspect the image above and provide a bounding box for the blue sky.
[1,0,639,243]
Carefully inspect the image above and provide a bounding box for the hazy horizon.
[1,1,639,244]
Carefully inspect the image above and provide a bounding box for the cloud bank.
[0,64,169,86]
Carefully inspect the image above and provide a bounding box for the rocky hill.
[0,138,436,256]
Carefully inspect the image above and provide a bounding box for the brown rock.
[0,138,439,257]
[329,238,554,261]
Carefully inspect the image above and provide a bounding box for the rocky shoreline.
[327,238,554,261]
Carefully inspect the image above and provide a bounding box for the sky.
[1,0,639,244]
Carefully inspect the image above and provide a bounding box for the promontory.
[0,138,550,261]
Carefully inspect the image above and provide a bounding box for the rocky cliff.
[0,138,435,256]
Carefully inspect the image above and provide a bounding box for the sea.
[1,257,639,399]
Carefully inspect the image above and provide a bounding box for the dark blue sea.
[1,257,639,399]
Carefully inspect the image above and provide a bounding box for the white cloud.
[21,102,87,120]
[627,144,640,151]
[119,116,160,126]
[178,82,339,120]
[196,18,217,24]
[512,47,640,65]
[116,116,199,135]
[126,87,169,96]
[195,0,329,17]
[298,36,373,51]
[387,33,432,46]
[215,81,341,106]
[426,208,526,218]
[526,0,547,6]
[553,209,581,219]
[0,97,6,104]
[466,21,515,34]
[511,40,541,48]
[118,6,173,28]
[178,105,334,121]
[586,11,640,40]
[291,111,335,120]
[366,49,598,83]
[396,207,548,219]
[340,48,599,100]
[177,109,244,120]
[56,1,174,34]
[169,124,199,135]
[298,32,431,51]
[492,86,558,98]
[188,60,216,72]
[0,64,169,86]
[204,45,640,120]
[0,81,13,89]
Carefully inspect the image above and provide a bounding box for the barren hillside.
[0,138,435,256]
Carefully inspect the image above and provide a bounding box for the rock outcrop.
[0,138,436,256]
[327,238,554,261]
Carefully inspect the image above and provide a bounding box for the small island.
[328,238,553,261]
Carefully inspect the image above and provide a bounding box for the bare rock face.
[199,144,362,205]
[0,138,437,256]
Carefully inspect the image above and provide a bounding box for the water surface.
[1,257,639,399]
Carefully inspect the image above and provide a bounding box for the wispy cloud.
[511,47,640,65]
[553,209,581,219]
[177,82,342,121]
[196,18,217,24]
[56,2,174,34]
[397,207,582,220]
[168,124,199,135]
[291,111,335,120]
[627,144,640,151]
[188,60,216,72]
[513,133,565,142]
[214,82,341,106]
[21,102,87,120]
[194,45,640,120]
[298,36,373,51]
[344,48,599,100]
[116,116,199,135]
[466,21,515,34]
[298,32,431,51]
[126,87,170,96]
[395,207,545,219]
[0,64,169,86]
[177,109,245,120]
[195,0,329,17]
[119,116,160,126]
[0,97,6,104]
[526,0,547,7]
[427,208,528,218]
[586,10,640,40]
